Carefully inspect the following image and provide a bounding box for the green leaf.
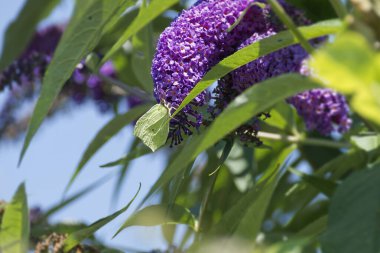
[111,138,139,205]
[0,184,29,253]
[131,0,154,93]
[101,144,152,168]
[172,19,342,118]
[286,0,336,22]
[67,104,150,191]
[297,215,327,237]
[134,104,170,152]
[114,204,196,237]
[188,146,295,253]
[19,0,132,164]
[267,0,314,53]
[265,239,310,253]
[44,175,112,218]
[309,31,380,126]
[231,146,295,239]
[284,149,368,228]
[288,167,337,198]
[63,184,141,252]
[224,143,255,193]
[321,164,380,253]
[310,31,377,93]
[208,139,234,176]
[101,0,179,64]
[0,0,60,71]
[142,74,318,205]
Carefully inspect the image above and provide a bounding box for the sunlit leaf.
[309,31,380,125]
[63,184,141,252]
[0,0,60,71]
[0,184,29,253]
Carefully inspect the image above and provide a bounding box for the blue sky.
[0,0,168,251]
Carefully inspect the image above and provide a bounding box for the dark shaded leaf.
[288,167,337,198]
[321,164,380,253]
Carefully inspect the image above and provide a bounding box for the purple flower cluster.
[288,89,351,135]
[214,33,351,138]
[152,0,272,146]
[152,0,352,145]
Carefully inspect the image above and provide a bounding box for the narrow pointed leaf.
[131,0,155,93]
[101,144,152,168]
[20,0,132,164]
[67,104,150,192]
[44,175,113,218]
[63,184,141,252]
[114,204,196,237]
[101,0,179,64]
[288,167,337,198]
[232,146,295,239]
[0,184,29,253]
[0,0,60,71]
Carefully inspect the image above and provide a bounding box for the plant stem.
[257,131,351,149]
[329,0,348,20]
[196,169,220,242]
[267,0,314,54]
[99,74,156,103]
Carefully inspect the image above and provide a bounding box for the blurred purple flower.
[288,89,351,135]
[0,25,126,114]
[0,25,63,91]
[29,206,43,224]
